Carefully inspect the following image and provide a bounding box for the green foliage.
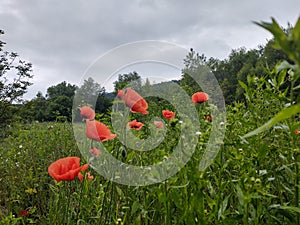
[255,17,300,66]
[180,48,205,95]
[0,30,33,135]
[244,17,300,138]
[243,103,300,138]
[43,81,77,122]
[73,77,112,122]
[113,71,141,93]
[2,17,300,225]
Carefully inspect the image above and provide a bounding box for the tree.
[73,77,112,121]
[46,81,76,100]
[45,81,77,121]
[74,77,112,112]
[29,92,48,121]
[180,48,206,95]
[74,77,103,107]
[113,71,141,93]
[0,30,33,132]
[180,48,215,96]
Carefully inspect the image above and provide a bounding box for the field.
[0,93,299,225]
[1,18,300,225]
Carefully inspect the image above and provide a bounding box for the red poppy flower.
[118,88,149,114]
[295,130,299,134]
[90,148,101,156]
[162,110,175,120]
[205,115,212,121]
[127,119,144,130]
[48,157,89,182]
[117,89,125,99]
[18,209,29,217]
[192,92,209,104]
[154,120,164,129]
[78,172,94,182]
[80,106,95,120]
[86,119,117,141]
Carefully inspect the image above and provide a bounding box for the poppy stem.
[164,180,171,225]
[65,181,72,224]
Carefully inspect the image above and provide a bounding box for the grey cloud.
[1,0,300,99]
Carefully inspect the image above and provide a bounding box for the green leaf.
[236,184,244,206]
[277,70,286,87]
[283,206,300,214]
[293,17,300,43]
[293,18,300,51]
[293,84,300,90]
[254,18,285,41]
[271,205,300,214]
[115,185,124,198]
[276,60,292,73]
[218,195,230,220]
[243,103,300,138]
[238,80,248,91]
[254,18,297,62]
[131,200,141,215]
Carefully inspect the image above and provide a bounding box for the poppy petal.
[86,120,116,141]
[80,106,96,120]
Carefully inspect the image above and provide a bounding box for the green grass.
[0,96,299,225]
[1,16,300,225]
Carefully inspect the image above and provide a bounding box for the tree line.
[0,26,292,129]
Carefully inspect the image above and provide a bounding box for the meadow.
[0,18,300,225]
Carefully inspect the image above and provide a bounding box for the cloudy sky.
[1,0,299,99]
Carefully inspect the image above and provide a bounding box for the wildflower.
[86,119,117,141]
[295,129,299,134]
[154,120,164,129]
[118,88,148,114]
[78,172,83,181]
[80,106,95,120]
[162,110,175,120]
[127,119,144,130]
[19,145,23,149]
[205,115,212,121]
[192,92,209,103]
[117,89,125,99]
[78,172,94,182]
[48,157,89,182]
[219,121,225,126]
[90,148,101,156]
[18,209,29,217]
[195,131,202,135]
[86,172,94,181]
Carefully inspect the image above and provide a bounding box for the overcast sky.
[1,0,299,99]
